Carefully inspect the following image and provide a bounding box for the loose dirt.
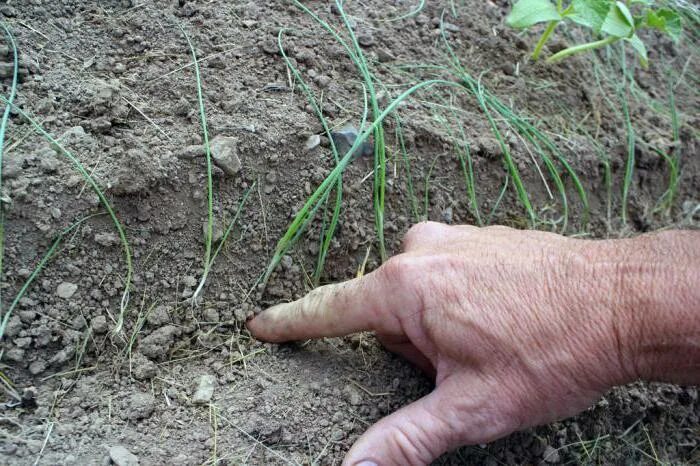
[1,1,698,464]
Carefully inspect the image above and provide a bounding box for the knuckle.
[403,221,449,250]
[379,254,417,284]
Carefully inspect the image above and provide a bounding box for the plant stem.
[532,21,559,61]
[547,36,619,62]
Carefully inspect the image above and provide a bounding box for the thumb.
[342,389,455,466]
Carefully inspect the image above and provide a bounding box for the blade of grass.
[394,116,421,222]
[334,0,388,262]
[277,29,348,286]
[178,24,214,306]
[620,89,635,225]
[0,23,19,317]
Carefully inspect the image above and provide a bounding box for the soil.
[1,0,698,465]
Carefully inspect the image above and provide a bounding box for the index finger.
[247,262,415,342]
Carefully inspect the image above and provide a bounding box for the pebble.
[305,134,321,152]
[124,393,155,420]
[91,315,108,334]
[330,126,374,159]
[94,232,119,247]
[192,374,216,404]
[441,207,453,224]
[357,33,375,47]
[29,359,47,375]
[56,282,78,299]
[109,445,140,466]
[202,308,219,322]
[209,135,242,176]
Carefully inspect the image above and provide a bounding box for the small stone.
[441,207,453,224]
[233,308,247,322]
[29,359,47,375]
[344,385,363,406]
[176,145,204,159]
[305,134,321,152]
[182,275,197,288]
[138,325,180,360]
[131,353,158,381]
[357,32,374,47]
[94,232,119,247]
[123,393,155,420]
[317,75,331,88]
[109,445,139,466]
[56,282,78,299]
[265,171,277,184]
[147,305,171,326]
[476,137,503,159]
[330,126,373,159]
[91,315,109,334]
[0,6,17,17]
[441,22,461,33]
[209,136,242,176]
[192,374,216,404]
[202,308,219,322]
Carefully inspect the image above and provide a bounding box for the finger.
[247,266,417,343]
[402,221,477,252]
[341,386,456,466]
[342,375,518,466]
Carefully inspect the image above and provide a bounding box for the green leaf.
[506,0,561,29]
[626,33,648,67]
[567,0,612,32]
[645,9,682,42]
[601,1,635,38]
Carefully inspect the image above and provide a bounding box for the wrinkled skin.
[248,222,700,465]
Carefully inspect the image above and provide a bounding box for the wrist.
[597,231,700,386]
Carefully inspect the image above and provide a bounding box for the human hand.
[247,222,662,465]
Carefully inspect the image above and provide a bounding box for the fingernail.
[354,462,378,466]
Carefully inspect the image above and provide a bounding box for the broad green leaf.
[567,0,612,32]
[646,9,682,42]
[626,34,648,67]
[601,1,635,38]
[506,0,561,29]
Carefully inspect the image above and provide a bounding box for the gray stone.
[123,392,155,420]
[209,136,241,176]
[91,315,109,334]
[192,374,216,404]
[202,308,219,322]
[131,353,158,381]
[138,325,180,360]
[94,232,119,247]
[29,359,47,375]
[109,446,139,466]
[305,134,320,152]
[56,282,78,299]
[146,305,170,326]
